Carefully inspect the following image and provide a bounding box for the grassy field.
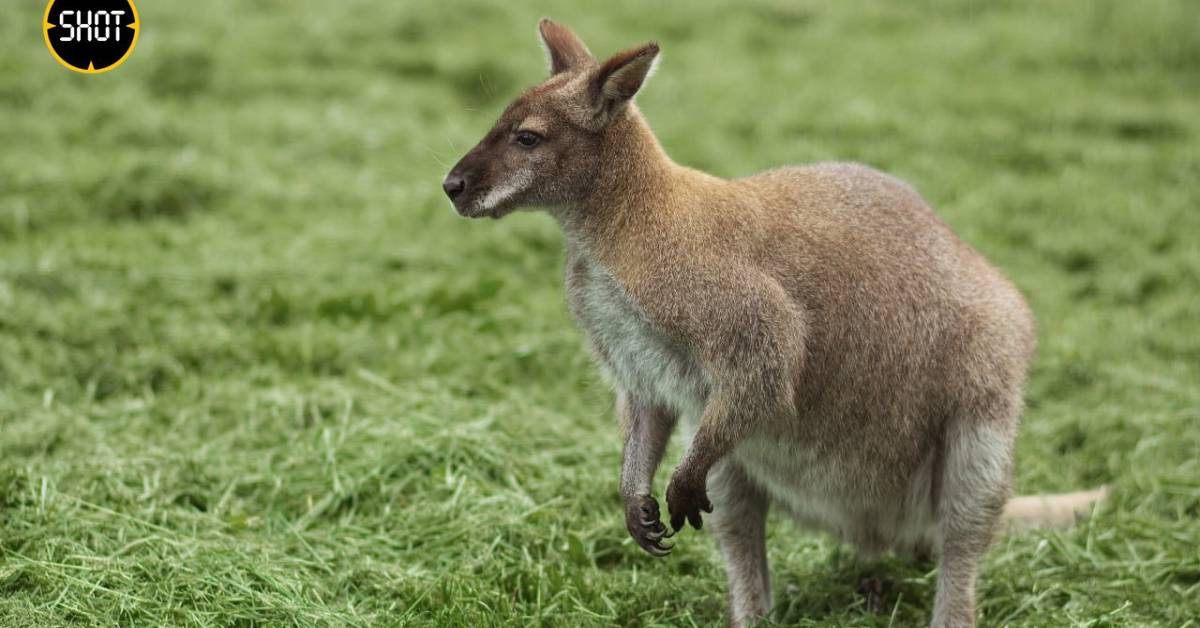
[2,0,1198,625]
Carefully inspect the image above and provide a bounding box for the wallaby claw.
[857,576,890,614]
[666,473,713,533]
[625,494,673,556]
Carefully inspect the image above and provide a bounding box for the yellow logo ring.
[43,0,140,74]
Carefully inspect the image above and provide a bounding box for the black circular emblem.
[43,0,140,74]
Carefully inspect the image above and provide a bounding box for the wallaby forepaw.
[666,472,714,533]
[856,576,890,614]
[624,494,673,556]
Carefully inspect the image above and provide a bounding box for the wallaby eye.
[514,130,541,148]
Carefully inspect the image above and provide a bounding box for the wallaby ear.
[590,42,660,120]
[538,18,593,75]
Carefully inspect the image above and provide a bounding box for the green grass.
[2,0,1198,625]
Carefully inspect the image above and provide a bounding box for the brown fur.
[538,18,593,75]
[443,20,1105,628]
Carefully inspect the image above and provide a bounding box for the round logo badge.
[43,0,140,74]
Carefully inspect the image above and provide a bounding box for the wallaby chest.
[564,251,708,422]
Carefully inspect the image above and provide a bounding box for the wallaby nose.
[442,174,466,200]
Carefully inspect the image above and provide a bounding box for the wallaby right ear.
[588,42,660,122]
[538,18,593,75]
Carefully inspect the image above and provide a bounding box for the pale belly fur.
[573,258,939,555]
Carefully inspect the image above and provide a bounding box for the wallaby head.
[442,19,660,219]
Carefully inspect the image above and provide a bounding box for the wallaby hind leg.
[709,459,772,628]
[932,414,1016,628]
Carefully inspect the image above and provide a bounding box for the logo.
[43,0,140,74]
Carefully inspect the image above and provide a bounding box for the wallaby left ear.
[538,18,593,75]
[590,42,660,120]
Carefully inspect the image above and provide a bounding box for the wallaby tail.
[1003,486,1111,531]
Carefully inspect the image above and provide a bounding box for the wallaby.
[442,19,1107,627]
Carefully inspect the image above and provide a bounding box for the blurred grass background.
[1,0,1198,625]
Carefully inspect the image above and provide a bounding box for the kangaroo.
[442,19,1107,627]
